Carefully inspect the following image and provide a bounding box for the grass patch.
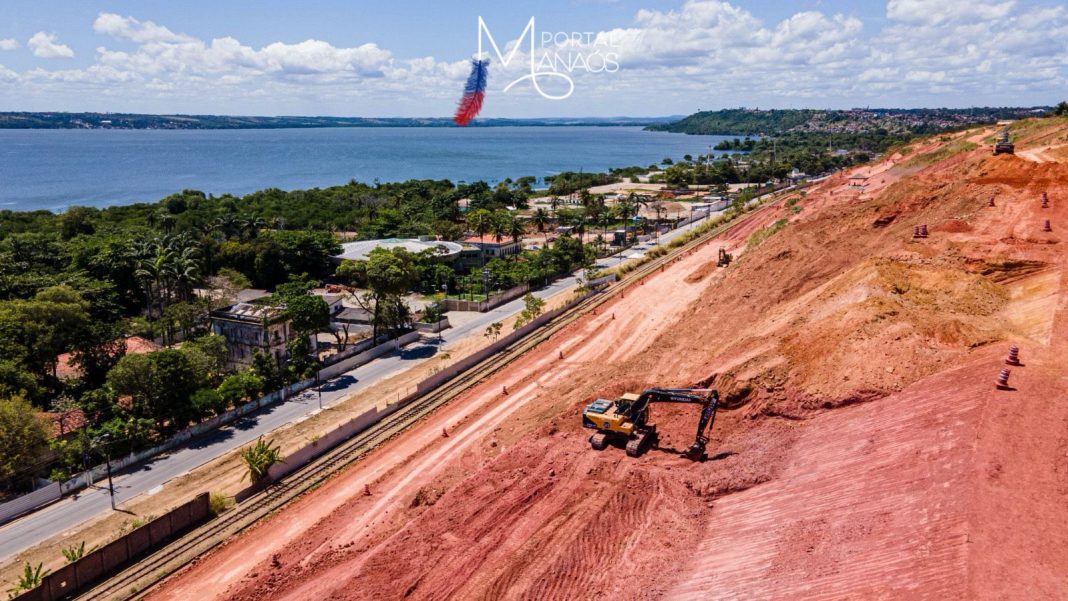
[786,196,802,214]
[746,219,788,250]
[905,139,978,167]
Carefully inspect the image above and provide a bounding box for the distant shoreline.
[0,112,682,130]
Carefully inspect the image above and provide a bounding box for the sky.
[0,0,1065,117]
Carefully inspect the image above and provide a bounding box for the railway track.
[80,196,782,600]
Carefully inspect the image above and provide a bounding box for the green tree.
[531,208,550,233]
[335,259,367,288]
[182,335,229,386]
[217,371,263,407]
[484,322,503,342]
[513,293,546,329]
[59,206,98,240]
[106,349,204,430]
[0,361,39,401]
[0,397,50,491]
[161,300,208,344]
[282,294,330,339]
[1054,101,1068,117]
[68,323,126,391]
[190,388,227,417]
[0,286,91,381]
[359,248,422,339]
[251,351,284,391]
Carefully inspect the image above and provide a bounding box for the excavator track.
[625,430,656,457]
[590,432,609,450]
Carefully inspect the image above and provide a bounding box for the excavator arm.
[687,392,720,460]
[631,388,720,460]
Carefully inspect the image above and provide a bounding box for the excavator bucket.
[684,441,706,461]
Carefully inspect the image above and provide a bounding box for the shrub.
[208,491,234,515]
[241,437,283,483]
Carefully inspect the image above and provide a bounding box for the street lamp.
[439,284,448,344]
[481,268,491,301]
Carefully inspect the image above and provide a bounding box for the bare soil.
[154,119,1068,600]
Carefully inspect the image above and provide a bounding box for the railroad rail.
[80,193,786,600]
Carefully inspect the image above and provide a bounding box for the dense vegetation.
[0,169,620,491]
[649,107,1052,136]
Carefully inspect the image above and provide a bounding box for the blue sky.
[0,1,1064,117]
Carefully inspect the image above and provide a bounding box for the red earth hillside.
[152,119,1068,600]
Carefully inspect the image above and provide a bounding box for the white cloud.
[0,39,18,51]
[28,32,74,59]
[886,0,1016,26]
[1,2,1066,116]
[93,13,197,44]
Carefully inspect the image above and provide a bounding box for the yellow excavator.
[582,388,719,460]
[993,127,1015,155]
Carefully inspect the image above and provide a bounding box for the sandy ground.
[153,118,1068,600]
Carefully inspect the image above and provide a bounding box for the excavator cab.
[993,127,1014,155]
[582,388,719,460]
[582,394,639,436]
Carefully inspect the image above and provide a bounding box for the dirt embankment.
[154,119,1068,601]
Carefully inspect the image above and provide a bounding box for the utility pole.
[97,433,116,510]
[316,364,322,410]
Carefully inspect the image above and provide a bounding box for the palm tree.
[171,248,201,302]
[240,216,266,240]
[157,210,177,233]
[501,213,524,244]
[489,212,511,245]
[531,208,549,233]
[215,214,241,239]
[467,209,493,245]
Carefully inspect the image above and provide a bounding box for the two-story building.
[463,237,521,259]
[210,302,297,369]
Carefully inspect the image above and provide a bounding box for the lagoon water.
[0,126,732,212]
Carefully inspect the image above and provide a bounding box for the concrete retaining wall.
[12,493,211,601]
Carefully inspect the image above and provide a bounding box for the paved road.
[0,271,579,561]
[0,202,747,561]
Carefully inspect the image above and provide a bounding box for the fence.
[444,284,530,312]
[13,493,211,601]
[0,331,420,527]
[0,482,62,524]
[415,318,450,334]
[318,331,420,381]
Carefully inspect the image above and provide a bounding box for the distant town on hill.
[647,107,1051,136]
